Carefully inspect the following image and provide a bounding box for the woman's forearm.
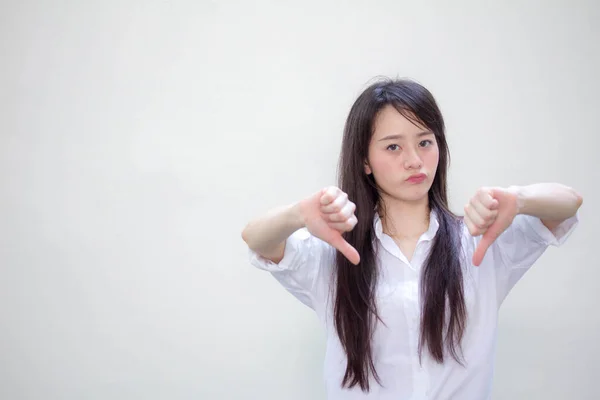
[511,183,583,221]
[241,202,305,258]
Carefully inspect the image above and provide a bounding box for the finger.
[320,187,341,206]
[477,188,499,210]
[464,214,483,236]
[473,232,494,266]
[469,198,498,229]
[329,215,358,232]
[329,234,360,265]
[327,201,356,222]
[472,240,488,267]
[464,204,487,231]
[472,220,504,266]
[321,192,348,214]
[470,196,499,222]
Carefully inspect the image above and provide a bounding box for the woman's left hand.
[464,187,520,266]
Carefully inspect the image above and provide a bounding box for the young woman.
[241,78,582,399]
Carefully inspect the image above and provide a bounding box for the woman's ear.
[364,160,372,175]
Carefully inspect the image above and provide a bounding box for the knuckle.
[342,219,352,231]
[477,189,488,199]
[327,187,339,197]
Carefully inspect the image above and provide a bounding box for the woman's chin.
[383,188,430,204]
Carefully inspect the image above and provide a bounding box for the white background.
[1,1,598,399]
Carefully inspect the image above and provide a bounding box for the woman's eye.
[387,144,400,151]
[420,140,433,147]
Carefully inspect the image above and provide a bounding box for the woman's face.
[365,105,440,204]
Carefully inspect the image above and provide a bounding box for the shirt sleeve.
[247,228,334,310]
[476,212,579,305]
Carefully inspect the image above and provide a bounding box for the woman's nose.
[403,149,422,170]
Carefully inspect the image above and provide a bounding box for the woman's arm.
[465,183,582,266]
[510,183,583,232]
[241,186,361,265]
[241,203,305,264]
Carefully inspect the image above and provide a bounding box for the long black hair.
[334,78,466,391]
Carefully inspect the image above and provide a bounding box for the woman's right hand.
[297,186,360,265]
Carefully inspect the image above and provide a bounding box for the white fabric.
[248,211,578,400]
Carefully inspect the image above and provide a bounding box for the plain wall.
[1,1,598,399]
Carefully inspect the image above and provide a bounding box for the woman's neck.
[379,195,431,240]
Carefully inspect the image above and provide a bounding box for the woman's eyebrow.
[378,131,434,141]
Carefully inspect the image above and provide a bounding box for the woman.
[241,78,582,399]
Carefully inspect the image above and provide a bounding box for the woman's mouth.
[406,173,427,184]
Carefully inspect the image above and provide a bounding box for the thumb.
[472,225,502,266]
[329,234,360,265]
[472,236,491,267]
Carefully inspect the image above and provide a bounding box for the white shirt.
[248,211,578,399]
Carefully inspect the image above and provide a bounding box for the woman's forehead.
[372,105,430,139]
